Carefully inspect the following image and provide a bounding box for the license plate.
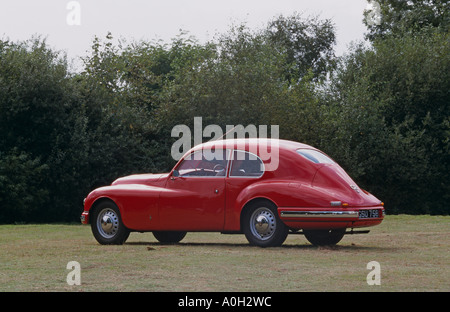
[359,209,380,219]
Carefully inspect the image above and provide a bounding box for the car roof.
[191,138,316,153]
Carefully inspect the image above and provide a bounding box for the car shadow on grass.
[125,241,398,252]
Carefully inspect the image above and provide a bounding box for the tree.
[324,29,449,214]
[0,150,48,223]
[0,36,167,223]
[265,13,336,82]
[156,16,336,150]
[364,0,449,41]
[0,38,74,222]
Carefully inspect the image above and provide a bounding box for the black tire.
[304,229,345,246]
[153,231,187,244]
[91,200,130,245]
[242,200,288,247]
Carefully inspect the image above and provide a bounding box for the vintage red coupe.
[81,139,384,247]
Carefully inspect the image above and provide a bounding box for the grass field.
[0,215,448,292]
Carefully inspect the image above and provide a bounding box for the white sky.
[0,0,370,68]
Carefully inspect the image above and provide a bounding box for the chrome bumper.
[280,210,359,218]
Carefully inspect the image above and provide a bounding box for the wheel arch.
[88,196,120,224]
[239,197,278,231]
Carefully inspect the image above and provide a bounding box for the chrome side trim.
[280,210,359,218]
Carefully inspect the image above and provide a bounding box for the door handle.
[215,189,219,194]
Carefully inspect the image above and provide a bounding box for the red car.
[81,139,384,247]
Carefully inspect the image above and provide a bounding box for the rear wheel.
[243,200,288,247]
[91,201,130,245]
[153,231,187,244]
[304,229,345,246]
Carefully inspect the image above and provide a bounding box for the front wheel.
[243,201,288,247]
[91,201,130,245]
[303,229,345,246]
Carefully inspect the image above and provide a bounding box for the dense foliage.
[0,3,448,223]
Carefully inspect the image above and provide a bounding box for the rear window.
[296,149,334,164]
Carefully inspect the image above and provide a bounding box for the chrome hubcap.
[255,215,269,233]
[97,208,119,239]
[250,207,276,240]
[101,215,114,232]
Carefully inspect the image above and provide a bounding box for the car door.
[159,149,230,231]
[224,150,266,231]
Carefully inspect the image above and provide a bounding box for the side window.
[176,149,229,177]
[230,150,264,178]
